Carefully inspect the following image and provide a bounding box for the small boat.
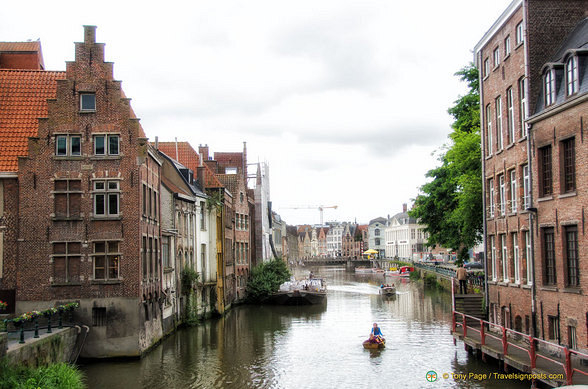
[386,266,414,277]
[355,267,373,274]
[363,339,386,349]
[269,278,327,305]
[379,285,396,296]
[372,268,385,275]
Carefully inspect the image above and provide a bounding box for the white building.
[326,222,344,257]
[255,162,273,262]
[368,217,387,258]
[385,204,427,260]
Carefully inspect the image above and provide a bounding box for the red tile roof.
[161,176,191,197]
[157,142,200,173]
[201,163,224,189]
[0,41,44,70]
[0,69,65,172]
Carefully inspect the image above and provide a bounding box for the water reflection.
[81,267,530,389]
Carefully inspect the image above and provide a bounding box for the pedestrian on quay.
[456,263,468,294]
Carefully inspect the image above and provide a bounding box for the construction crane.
[280,205,338,225]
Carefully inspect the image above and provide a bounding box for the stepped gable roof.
[0,69,65,172]
[157,141,200,173]
[368,217,387,226]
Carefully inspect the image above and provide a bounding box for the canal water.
[81,267,531,388]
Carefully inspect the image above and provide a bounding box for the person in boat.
[369,322,384,343]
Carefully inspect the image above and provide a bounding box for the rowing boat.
[363,339,386,349]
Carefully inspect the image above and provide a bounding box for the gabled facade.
[368,217,387,258]
[384,205,427,260]
[326,222,343,257]
[318,227,329,257]
[10,26,164,357]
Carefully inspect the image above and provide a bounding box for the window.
[52,242,81,283]
[201,244,206,272]
[488,178,495,217]
[490,236,497,281]
[504,36,511,57]
[93,180,120,217]
[54,179,82,218]
[484,58,489,78]
[542,227,556,285]
[548,315,559,341]
[92,307,107,327]
[564,226,579,287]
[539,145,552,197]
[486,104,493,155]
[200,202,206,230]
[516,22,524,45]
[507,88,515,143]
[566,56,578,95]
[525,230,532,285]
[512,232,520,284]
[162,237,170,269]
[501,234,508,282]
[245,215,249,230]
[142,237,147,279]
[495,96,503,150]
[510,170,517,213]
[522,164,530,210]
[493,47,500,67]
[375,229,380,236]
[544,69,555,106]
[142,184,147,215]
[80,93,96,111]
[375,238,380,246]
[562,138,575,193]
[55,135,81,156]
[94,134,120,156]
[225,167,237,174]
[519,77,527,137]
[568,326,577,350]
[499,174,505,216]
[93,241,120,280]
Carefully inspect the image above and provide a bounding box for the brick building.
[2,26,165,357]
[476,0,587,350]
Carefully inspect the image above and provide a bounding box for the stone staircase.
[454,294,485,326]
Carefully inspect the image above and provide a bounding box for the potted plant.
[0,300,7,311]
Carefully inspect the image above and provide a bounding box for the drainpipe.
[522,0,538,338]
[478,48,490,320]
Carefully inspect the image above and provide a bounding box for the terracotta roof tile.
[0,69,65,172]
[202,163,224,189]
[157,142,200,173]
[0,42,41,52]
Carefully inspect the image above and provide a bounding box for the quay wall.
[4,327,78,368]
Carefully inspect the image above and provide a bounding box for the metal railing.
[452,310,588,385]
[415,262,485,288]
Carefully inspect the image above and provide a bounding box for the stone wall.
[5,327,77,368]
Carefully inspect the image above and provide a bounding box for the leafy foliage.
[0,361,85,389]
[410,63,482,263]
[181,266,200,295]
[246,258,291,303]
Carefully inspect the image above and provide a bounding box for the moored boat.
[269,278,327,305]
[386,265,414,277]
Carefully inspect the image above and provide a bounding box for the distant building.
[368,217,387,258]
[326,223,344,257]
[384,204,427,260]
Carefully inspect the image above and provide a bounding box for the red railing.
[452,310,588,385]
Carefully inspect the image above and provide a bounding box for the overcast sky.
[1,0,511,225]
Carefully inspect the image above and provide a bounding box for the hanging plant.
[0,300,7,311]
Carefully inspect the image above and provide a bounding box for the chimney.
[243,141,247,178]
[199,144,209,163]
[154,136,159,150]
[83,25,97,44]
[402,203,407,213]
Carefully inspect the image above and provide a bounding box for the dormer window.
[80,93,96,111]
[544,69,555,106]
[566,56,578,96]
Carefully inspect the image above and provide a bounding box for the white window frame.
[93,180,120,217]
[493,47,500,67]
[544,69,555,106]
[484,58,489,78]
[566,56,578,96]
[525,230,532,285]
[501,234,508,282]
[522,164,530,210]
[519,77,527,137]
[507,88,515,144]
[504,35,511,57]
[486,104,493,155]
[513,232,520,284]
[499,174,505,216]
[516,22,524,45]
[510,170,517,213]
[496,96,503,150]
[94,134,120,156]
[489,178,495,218]
[491,236,497,281]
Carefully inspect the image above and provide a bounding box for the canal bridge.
[296,257,387,269]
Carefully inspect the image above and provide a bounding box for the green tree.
[246,258,291,303]
[410,64,482,263]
